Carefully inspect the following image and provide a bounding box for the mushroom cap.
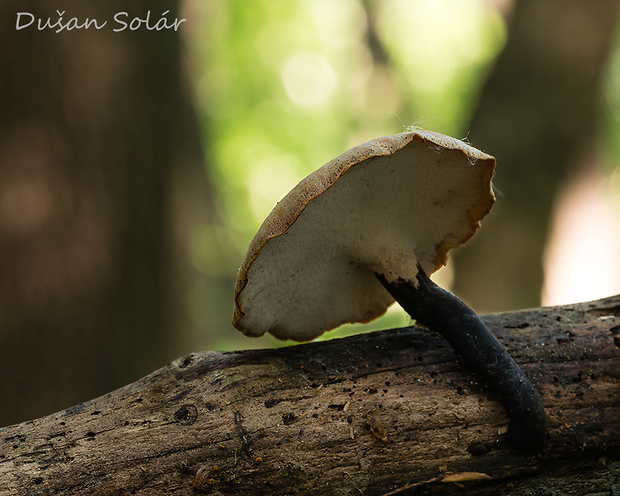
[233,130,495,341]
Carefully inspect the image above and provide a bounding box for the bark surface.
[1,296,619,495]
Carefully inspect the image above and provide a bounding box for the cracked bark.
[1,295,618,495]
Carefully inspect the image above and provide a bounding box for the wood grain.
[1,296,618,495]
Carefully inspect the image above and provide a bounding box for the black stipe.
[377,265,547,452]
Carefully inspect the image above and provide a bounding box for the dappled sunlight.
[182,0,620,351]
[190,0,506,245]
[375,0,506,133]
[359,67,401,123]
[281,52,338,107]
[246,151,303,220]
[543,168,620,306]
[311,0,368,49]
[181,0,512,350]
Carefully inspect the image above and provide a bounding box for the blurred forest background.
[1,0,620,427]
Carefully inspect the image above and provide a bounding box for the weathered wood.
[1,296,618,495]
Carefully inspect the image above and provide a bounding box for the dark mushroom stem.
[376,265,547,452]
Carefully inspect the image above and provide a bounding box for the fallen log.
[1,295,619,495]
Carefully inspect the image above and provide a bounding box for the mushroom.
[233,130,547,451]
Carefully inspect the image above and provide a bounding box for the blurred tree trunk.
[452,0,620,313]
[0,1,207,426]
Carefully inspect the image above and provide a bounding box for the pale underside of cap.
[233,130,495,341]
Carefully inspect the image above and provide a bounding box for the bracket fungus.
[233,130,547,452]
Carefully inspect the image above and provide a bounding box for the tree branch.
[1,296,619,495]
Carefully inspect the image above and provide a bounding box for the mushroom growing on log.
[232,130,547,451]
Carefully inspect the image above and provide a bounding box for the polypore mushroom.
[233,130,546,451]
